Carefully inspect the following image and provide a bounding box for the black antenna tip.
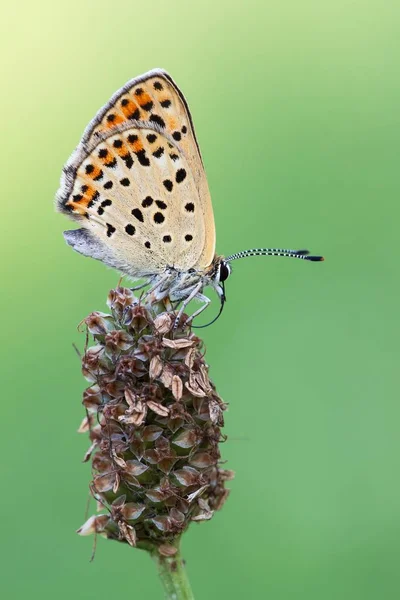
[304,255,325,262]
[294,249,310,255]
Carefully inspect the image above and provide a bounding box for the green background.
[2,1,399,598]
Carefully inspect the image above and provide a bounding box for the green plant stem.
[152,543,195,600]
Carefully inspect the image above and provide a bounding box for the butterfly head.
[205,256,232,298]
[217,260,232,283]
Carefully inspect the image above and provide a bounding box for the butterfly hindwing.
[56,69,215,275]
[58,124,208,277]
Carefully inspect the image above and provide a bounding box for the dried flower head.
[77,287,233,555]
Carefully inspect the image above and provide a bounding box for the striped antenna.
[225,248,324,262]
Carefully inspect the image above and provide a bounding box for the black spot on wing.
[156,200,167,209]
[106,223,116,237]
[175,168,187,183]
[125,224,136,235]
[136,149,150,167]
[147,134,157,143]
[152,146,164,159]
[153,212,165,224]
[150,114,166,128]
[87,191,100,208]
[105,157,117,168]
[132,208,144,222]
[141,101,154,111]
[98,199,112,214]
[142,196,153,207]
[185,203,195,212]
[163,179,173,192]
[128,108,140,120]
[121,153,134,169]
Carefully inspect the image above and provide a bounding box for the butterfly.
[56,69,323,327]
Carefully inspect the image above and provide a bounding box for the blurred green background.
[1,0,399,598]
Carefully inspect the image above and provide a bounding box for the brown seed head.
[77,287,233,552]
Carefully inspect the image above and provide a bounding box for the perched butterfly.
[56,69,323,326]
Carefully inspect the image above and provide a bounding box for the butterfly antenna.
[192,282,226,329]
[225,248,324,262]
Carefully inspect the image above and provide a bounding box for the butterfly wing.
[56,69,215,275]
[57,125,209,277]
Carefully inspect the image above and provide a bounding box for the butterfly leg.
[143,272,173,301]
[173,282,203,328]
[184,294,211,326]
[130,279,152,292]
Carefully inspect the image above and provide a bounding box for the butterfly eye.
[219,262,231,282]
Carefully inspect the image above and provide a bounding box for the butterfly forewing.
[57,69,215,275]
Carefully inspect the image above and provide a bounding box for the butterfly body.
[57,69,322,326]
